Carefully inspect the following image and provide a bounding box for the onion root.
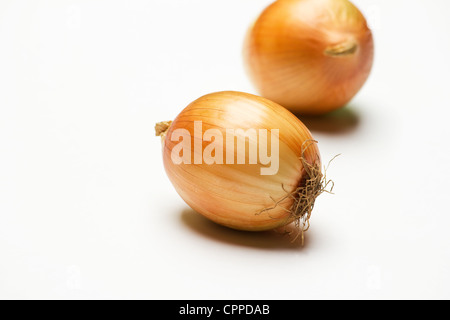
[259,141,338,245]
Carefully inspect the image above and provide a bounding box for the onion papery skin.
[161,91,321,231]
[244,0,374,115]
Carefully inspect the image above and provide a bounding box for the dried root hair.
[258,140,339,246]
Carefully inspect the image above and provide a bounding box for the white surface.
[1,0,450,300]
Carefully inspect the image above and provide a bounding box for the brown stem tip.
[155,121,173,139]
[325,40,358,57]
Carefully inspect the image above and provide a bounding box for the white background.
[1,0,450,300]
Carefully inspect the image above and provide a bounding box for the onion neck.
[324,40,358,57]
[155,121,173,142]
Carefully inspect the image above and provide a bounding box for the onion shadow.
[180,208,316,251]
[293,105,361,135]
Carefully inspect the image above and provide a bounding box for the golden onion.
[156,91,331,241]
[244,0,374,115]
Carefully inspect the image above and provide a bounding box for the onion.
[156,91,332,242]
[244,0,374,115]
